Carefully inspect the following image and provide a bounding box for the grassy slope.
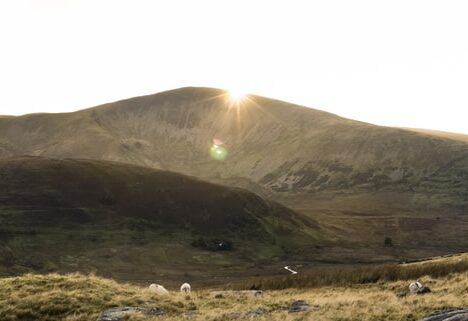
[1,87,467,199]
[0,87,467,259]
[234,253,468,290]
[403,128,468,143]
[0,157,319,283]
[1,254,468,321]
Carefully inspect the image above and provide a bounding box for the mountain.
[0,157,319,281]
[0,87,467,258]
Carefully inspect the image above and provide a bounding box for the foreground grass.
[1,255,468,321]
[0,273,191,321]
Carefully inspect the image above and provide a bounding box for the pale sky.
[1,0,467,134]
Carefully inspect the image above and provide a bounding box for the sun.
[227,88,247,102]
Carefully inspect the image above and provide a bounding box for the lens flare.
[213,138,224,145]
[210,144,228,161]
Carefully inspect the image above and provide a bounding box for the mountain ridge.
[0,87,467,258]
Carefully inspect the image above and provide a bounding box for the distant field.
[1,253,467,321]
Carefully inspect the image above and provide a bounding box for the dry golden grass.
[234,253,468,290]
[137,272,468,321]
[0,273,190,321]
[1,255,468,321]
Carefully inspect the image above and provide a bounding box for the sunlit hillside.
[0,87,467,260]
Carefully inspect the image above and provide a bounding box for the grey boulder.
[419,309,468,321]
[96,306,164,321]
[245,308,267,317]
[288,300,311,313]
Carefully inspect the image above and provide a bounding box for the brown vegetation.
[0,157,318,282]
[1,254,468,321]
[233,254,468,290]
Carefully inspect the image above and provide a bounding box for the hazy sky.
[1,0,467,134]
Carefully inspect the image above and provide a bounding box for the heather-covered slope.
[0,157,318,280]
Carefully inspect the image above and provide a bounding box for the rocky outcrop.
[288,300,311,313]
[96,307,164,321]
[245,308,267,317]
[419,309,468,321]
[210,290,263,297]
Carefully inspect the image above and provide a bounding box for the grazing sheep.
[409,281,430,294]
[149,283,169,294]
[180,283,191,293]
[409,281,422,292]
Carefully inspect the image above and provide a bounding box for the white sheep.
[149,283,169,294]
[409,281,423,293]
[180,282,191,293]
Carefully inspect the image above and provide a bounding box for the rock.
[288,300,310,313]
[245,308,267,317]
[210,290,263,298]
[396,291,408,298]
[223,307,267,319]
[96,306,164,321]
[144,307,164,316]
[419,309,468,321]
[224,311,242,319]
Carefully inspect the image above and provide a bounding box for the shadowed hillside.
[0,157,319,282]
[0,87,467,258]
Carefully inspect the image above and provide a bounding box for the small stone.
[245,308,267,317]
[210,290,262,298]
[396,291,408,298]
[288,300,310,313]
[144,307,164,316]
[224,311,242,319]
